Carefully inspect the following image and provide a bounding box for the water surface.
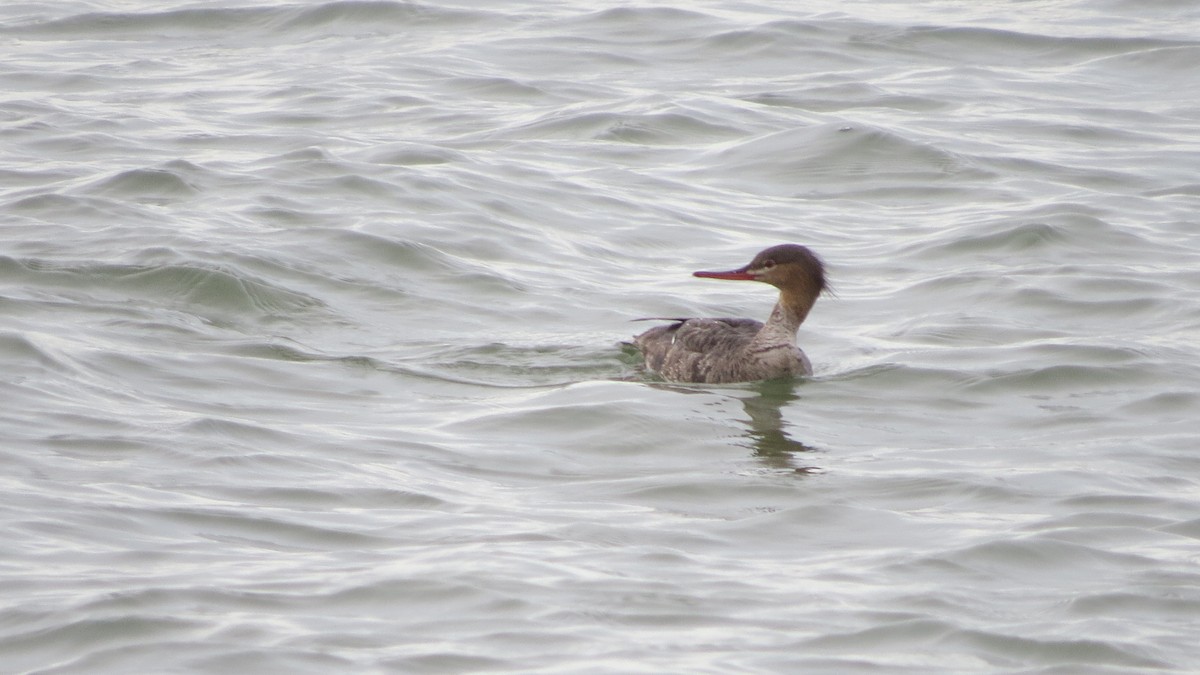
[3,0,1200,672]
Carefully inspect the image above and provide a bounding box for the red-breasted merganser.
[633,244,827,384]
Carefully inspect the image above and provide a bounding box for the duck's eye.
[762,259,776,269]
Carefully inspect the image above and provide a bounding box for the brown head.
[693,244,828,300]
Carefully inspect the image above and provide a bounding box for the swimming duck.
[633,244,827,384]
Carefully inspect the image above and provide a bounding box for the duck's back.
[635,317,806,384]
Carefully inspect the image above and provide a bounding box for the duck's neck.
[751,289,815,347]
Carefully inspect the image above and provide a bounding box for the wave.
[4,1,498,42]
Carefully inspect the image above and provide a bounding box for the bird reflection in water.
[736,378,821,473]
[644,377,821,473]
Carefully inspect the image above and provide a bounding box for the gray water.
[3,0,1200,672]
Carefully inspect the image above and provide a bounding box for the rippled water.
[4,0,1200,672]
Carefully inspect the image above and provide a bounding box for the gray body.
[634,307,811,384]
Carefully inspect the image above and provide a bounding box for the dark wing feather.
[633,318,763,382]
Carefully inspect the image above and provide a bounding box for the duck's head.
[693,244,827,297]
